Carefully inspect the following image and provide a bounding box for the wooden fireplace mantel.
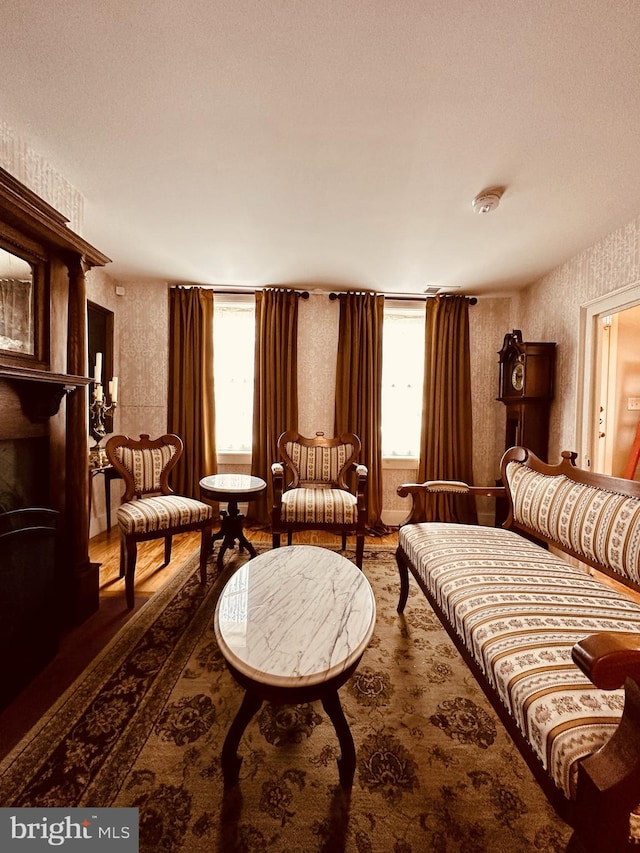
[0,166,110,625]
[0,366,92,422]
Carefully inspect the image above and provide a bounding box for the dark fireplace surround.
[0,167,110,626]
[0,435,49,512]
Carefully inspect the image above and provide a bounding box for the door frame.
[578,279,640,469]
[593,313,618,474]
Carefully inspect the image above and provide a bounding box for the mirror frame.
[0,231,48,370]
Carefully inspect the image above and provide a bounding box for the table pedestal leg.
[221,690,263,788]
[321,690,356,787]
[213,500,258,569]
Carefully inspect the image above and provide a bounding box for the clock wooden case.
[497,330,556,461]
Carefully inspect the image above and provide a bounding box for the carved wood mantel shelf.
[0,366,91,421]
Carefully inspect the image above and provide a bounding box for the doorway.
[580,284,640,477]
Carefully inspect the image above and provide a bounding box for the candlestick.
[89,378,118,448]
[94,352,102,383]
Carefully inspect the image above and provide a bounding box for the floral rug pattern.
[0,546,572,852]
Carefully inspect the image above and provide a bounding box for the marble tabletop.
[200,473,266,495]
[214,545,376,689]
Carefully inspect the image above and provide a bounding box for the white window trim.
[213,294,254,456]
[382,455,419,468]
[217,450,252,466]
[381,300,425,460]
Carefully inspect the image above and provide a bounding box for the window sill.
[382,456,419,469]
[217,450,252,466]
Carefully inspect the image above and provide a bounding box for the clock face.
[511,359,525,392]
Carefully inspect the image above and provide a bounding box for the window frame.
[213,293,255,463]
[381,299,425,464]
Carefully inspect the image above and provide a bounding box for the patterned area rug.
[0,546,572,852]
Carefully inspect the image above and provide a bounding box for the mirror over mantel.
[0,245,36,356]
[0,239,48,373]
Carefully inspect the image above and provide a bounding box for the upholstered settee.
[396,446,640,853]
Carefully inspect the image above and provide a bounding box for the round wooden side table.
[199,473,266,569]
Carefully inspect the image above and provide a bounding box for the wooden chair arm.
[271,462,284,504]
[351,463,368,516]
[572,632,640,690]
[397,481,505,498]
[353,463,368,487]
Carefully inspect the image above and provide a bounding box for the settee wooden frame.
[396,446,640,853]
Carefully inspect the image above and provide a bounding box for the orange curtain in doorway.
[168,286,216,498]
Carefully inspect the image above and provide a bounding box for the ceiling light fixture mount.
[472,186,504,215]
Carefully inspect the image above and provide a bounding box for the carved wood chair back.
[277,430,361,490]
[106,433,182,501]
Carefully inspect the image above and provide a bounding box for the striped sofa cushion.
[117,495,212,535]
[113,445,177,495]
[285,441,355,484]
[281,487,357,525]
[505,461,640,585]
[399,521,640,800]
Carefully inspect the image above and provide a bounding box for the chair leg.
[124,537,138,610]
[355,533,364,570]
[164,534,173,565]
[287,530,293,546]
[272,532,281,549]
[199,526,212,584]
[341,533,347,551]
[119,537,126,578]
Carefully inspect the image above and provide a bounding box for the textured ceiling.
[2,1,640,296]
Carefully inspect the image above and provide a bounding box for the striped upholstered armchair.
[105,433,214,609]
[271,430,368,568]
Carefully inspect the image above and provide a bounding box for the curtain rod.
[171,285,309,298]
[328,292,477,305]
[171,285,476,304]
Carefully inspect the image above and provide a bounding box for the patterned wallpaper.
[0,121,84,232]
[86,272,169,534]
[517,213,640,461]
[297,294,339,438]
[86,273,169,442]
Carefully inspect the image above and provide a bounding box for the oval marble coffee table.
[214,544,376,788]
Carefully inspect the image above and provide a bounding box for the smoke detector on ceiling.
[472,187,504,214]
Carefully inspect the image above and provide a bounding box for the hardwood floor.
[0,525,398,759]
[93,525,399,598]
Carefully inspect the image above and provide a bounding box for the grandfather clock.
[497,330,556,461]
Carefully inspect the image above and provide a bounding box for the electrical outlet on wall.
[628,398,640,410]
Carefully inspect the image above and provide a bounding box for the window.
[213,297,255,453]
[381,302,425,458]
